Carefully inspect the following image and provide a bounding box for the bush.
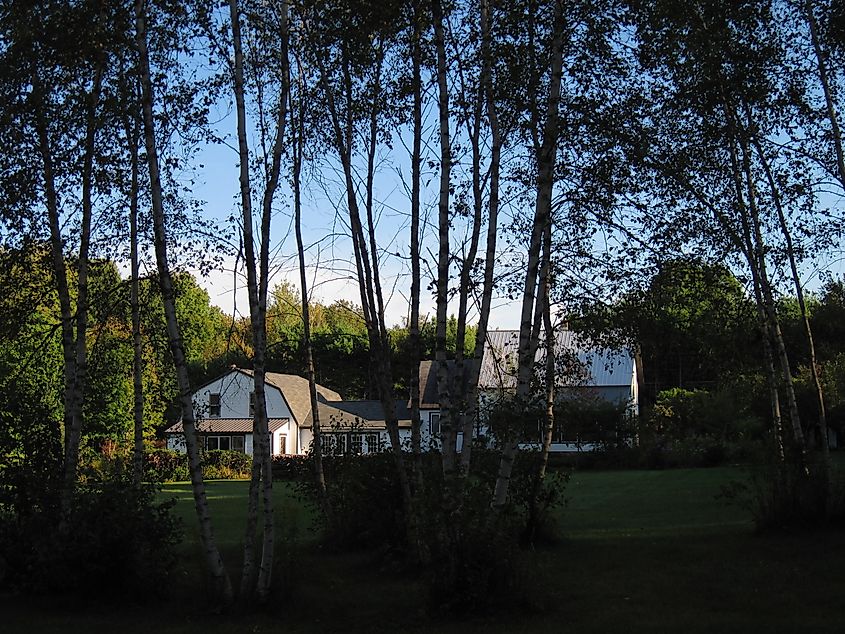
[294,448,568,615]
[419,450,567,614]
[143,449,252,482]
[722,456,845,531]
[201,449,251,479]
[297,452,407,552]
[0,478,182,598]
[271,454,311,481]
[144,448,189,483]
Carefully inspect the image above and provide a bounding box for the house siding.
[167,370,297,457]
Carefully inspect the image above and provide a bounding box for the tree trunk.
[134,0,233,604]
[748,123,830,468]
[459,0,503,472]
[310,24,417,552]
[292,65,331,521]
[431,0,457,477]
[492,1,565,516]
[228,0,290,601]
[127,99,145,485]
[538,222,555,481]
[34,40,104,516]
[34,105,77,516]
[739,139,805,453]
[409,0,424,489]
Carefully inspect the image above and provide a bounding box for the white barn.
[416,329,639,452]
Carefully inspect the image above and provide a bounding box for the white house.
[165,368,342,456]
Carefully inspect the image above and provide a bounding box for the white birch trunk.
[134,0,233,603]
[491,1,565,515]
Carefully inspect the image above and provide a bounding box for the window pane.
[365,434,379,453]
[430,414,440,435]
[207,436,219,451]
[278,435,286,455]
[232,436,245,452]
[209,393,221,417]
[351,434,363,455]
[219,436,231,451]
[249,392,255,417]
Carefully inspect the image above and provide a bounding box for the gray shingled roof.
[303,400,411,430]
[416,359,479,408]
[479,329,634,389]
[166,418,289,434]
[263,371,342,424]
[417,360,440,408]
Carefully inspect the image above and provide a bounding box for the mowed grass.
[5,465,845,633]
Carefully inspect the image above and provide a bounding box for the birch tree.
[630,0,839,473]
[302,0,418,548]
[223,0,291,601]
[0,0,116,515]
[134,0,233,603]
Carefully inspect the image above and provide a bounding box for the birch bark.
[491,0,565,515]
[134,0,233,603]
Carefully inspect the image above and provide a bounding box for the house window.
[209,393,221,417]
[323,434,347,456]
[365,434,380,453]
[430,413,441,436]
[350,434,364,455]
[204,435,245,452]
[277,434,287,455]
[249,391,255,416]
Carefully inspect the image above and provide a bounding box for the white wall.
[165,370,300,457]
[193,370,292,421]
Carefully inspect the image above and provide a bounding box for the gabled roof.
[416,359,481,409]
[165,418,289,434]
[479,329,635,389]
[417,360,446,409]
[177,367,343,430]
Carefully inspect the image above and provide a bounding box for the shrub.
[201,449,251,479]
[294,448,568,615]
[0,477,182,598]
[722,455,845,531]
[144,448,189,483]
[271,454,311,481]
[143,449,252,482]
[298,452,407,552]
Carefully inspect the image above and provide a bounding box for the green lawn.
[5,466,845,633]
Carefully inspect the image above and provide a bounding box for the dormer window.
[209,393,221,417]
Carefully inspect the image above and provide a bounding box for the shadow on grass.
[5,467,845,633]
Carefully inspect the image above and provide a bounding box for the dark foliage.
[292,448,568,615]
[271,454,311,481]
[299,452,407,553]
[143,447,190,483]
[722,456,845,532]
[0,478,182,599]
